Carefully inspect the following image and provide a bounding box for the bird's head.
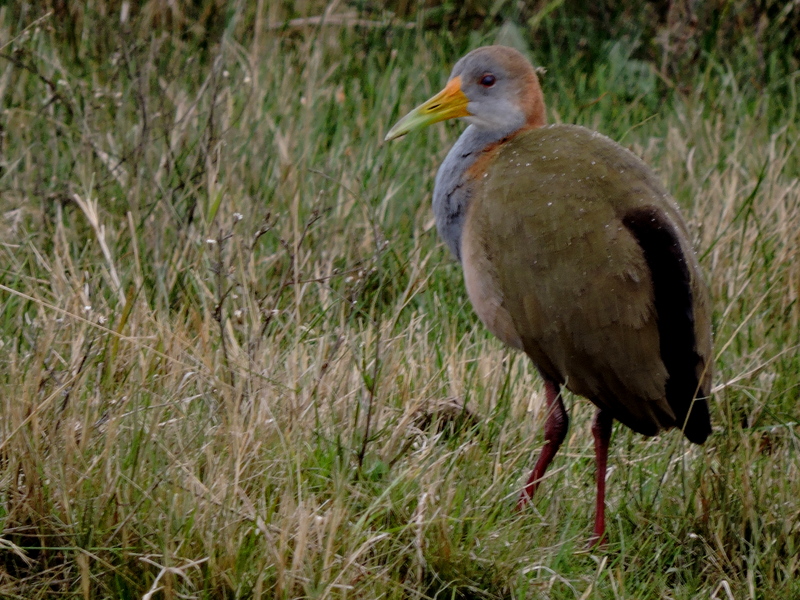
[385,45,546,141]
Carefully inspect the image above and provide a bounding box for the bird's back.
[461,124,712,442]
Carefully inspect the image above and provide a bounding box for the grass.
[1,2,799,598]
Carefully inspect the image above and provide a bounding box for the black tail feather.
[623,207,712,445]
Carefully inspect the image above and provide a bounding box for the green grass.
[1,3,799,599]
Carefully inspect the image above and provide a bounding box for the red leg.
[589,408,613,546]
[517,379,568,511]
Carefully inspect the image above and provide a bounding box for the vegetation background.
[1,0,799,598]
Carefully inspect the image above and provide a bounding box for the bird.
[384,45,712,545]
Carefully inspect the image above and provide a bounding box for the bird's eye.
[480,74,496,87]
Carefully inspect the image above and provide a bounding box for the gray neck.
[432,124,518,262]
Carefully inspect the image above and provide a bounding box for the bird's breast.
[433,125,514,261]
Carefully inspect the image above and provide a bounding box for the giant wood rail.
[385,45,712,544]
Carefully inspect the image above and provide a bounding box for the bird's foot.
[515,489,533,512]
[586,531,607,551]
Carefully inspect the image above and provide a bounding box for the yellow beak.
[384,76,470,141]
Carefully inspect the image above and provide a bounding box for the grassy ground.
[1,3,799,599]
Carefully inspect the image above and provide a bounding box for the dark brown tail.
[623,207,712,445]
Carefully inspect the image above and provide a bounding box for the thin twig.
[267,12,416,30]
